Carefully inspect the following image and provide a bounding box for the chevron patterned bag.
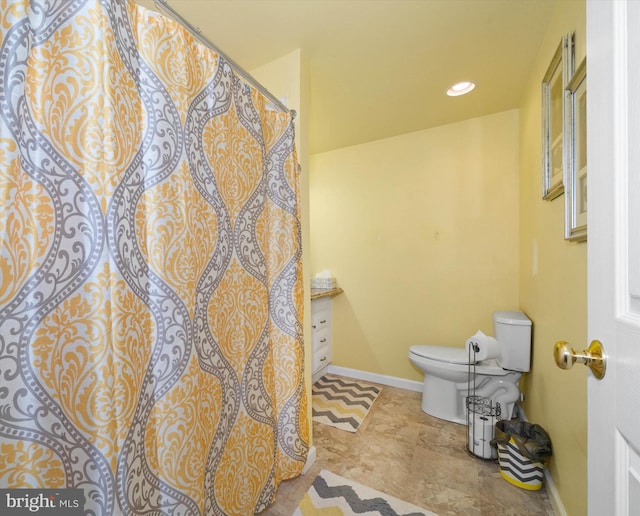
[492,419,553,491]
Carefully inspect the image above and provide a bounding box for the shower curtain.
[0,0,308,514]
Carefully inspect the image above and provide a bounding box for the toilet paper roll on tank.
[465,330,500,361]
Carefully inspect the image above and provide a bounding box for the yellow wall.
[518,1,586,515]
[251,50,313,442]
[310,110,520,381]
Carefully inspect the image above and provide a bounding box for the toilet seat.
[410,345,473,364]
[409,345,509,376]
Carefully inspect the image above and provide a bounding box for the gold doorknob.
[553,340,606,380]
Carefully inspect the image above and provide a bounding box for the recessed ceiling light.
[446,81,476,96]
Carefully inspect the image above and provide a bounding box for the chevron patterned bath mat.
[293,469,436,516]
[312,375,381,432]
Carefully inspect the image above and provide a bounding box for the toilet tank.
[493,311,532,372]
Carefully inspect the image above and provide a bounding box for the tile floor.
[261,379,554,515]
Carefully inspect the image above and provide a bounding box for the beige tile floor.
[261,379,554,516]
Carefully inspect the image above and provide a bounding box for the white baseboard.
[515,406,566,516]
[543,471,567,516]
[327,365,423,392]
[302,445,316,475]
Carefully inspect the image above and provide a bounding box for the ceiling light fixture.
[446,81,476,96]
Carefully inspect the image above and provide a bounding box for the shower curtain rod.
[152,0,294,118]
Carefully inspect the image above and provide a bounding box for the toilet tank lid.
[493,311,531,326]
[410,345,473,365]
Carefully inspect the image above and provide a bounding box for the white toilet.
[408,311,532,424]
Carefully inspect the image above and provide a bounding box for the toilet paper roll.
[465,330,500,361]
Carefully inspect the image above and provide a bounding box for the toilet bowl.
[408,311,532,424]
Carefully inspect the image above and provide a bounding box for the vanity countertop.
[310,287,344,300]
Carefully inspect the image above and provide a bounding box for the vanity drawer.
[311,304,331,333]
[313,344,332,373]
[312,327,331,351]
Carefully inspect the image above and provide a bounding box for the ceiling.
[137,0,559,154]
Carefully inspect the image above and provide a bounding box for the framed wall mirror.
[564,58,587,241]
[542,32,575,200]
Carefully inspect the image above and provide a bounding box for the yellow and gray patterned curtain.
[0,0,308,514]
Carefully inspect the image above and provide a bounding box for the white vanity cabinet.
[311,296,332,382]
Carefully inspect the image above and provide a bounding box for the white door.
[587,0,640,514]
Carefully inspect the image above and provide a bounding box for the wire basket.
[311,277,336,289]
